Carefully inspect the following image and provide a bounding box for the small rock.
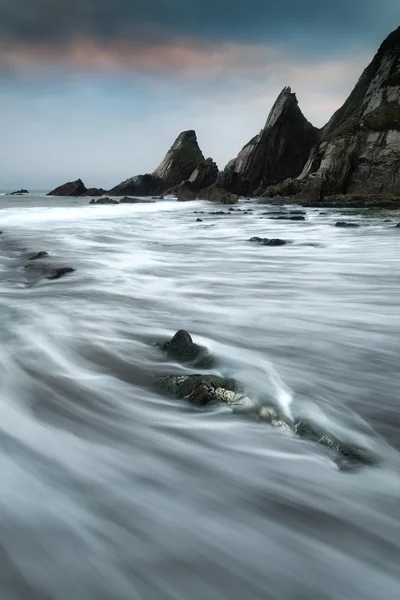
[46,267,76,280]
[335,221,360,228]
[28,251,49,261]
[196,218,203,222]
[119,196,155,204]
[394,223,400,228]
[89,197,119,205]
[159,330,214,368]
[249,237,287,246]
[10,189,29,196]
[271,215,306,221]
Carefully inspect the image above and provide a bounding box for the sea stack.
[219,87,318,195]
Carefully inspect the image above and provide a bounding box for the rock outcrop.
[108,174,163,197]
[10,189,29,195]
[47,179,88,197]
[152,130,205,187]
[219,87,318,195]
[296,26,400,199]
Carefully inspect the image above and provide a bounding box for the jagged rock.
[109,174,163,197]
[153,130,205,188]
[188,157,218,190]
[89,197,119,204]
[47,179,87,197]
[220,87,317,195]
[10,189,29,195]
[249,237,288,246]
[196,186,239,204]
[335,221,360,228]
[158,330,214,368]
[298,26,400,200]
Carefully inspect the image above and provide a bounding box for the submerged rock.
[159,330,214,368]
[249,237,288,246]
[46,267,76,280]
[270,215,306,221]
[89,197,119,205]
[27,251,49,261]
[335,221,360,228]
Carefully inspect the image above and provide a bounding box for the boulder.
[119,196,155,204]
[335,221,360,228]
[86,188,107,196]
[158,330,214,368]
[249,237,288,246]
[108,174,163,197]
[46,267,75,280]
[196,185,239,204]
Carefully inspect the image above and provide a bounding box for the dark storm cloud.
[0,0,398,49]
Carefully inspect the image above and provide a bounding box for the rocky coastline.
[46,27,399,208]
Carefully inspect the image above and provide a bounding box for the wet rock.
[196,218,203,222]
[47,179,87,197]
[46,267,76,280]
[395,223,400,227]
[196,186,239,205]
[109,174,163,197]
[119,196,155,204]
[335,221,360,228]
[158,374,243,406]
[10,189,29,195]
[270,215,306,221]
[89,197,119,205]
[249,237,288,246]
[159,330,214,368]
[27,251,49,261]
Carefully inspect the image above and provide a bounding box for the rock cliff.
[219,87,318,195]
[296,26,400,199]
[47,179,88,197]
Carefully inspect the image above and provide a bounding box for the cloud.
[1,0,398,51]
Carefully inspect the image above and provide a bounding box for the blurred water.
[0,193,400,600]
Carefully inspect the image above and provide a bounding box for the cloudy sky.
[1,1,399,190]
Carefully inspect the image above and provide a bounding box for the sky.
[1,1,399,190]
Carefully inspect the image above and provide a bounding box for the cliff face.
[220,87,318,195]
[298,26,400,197]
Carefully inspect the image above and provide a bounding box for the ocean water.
[1,192,400,600]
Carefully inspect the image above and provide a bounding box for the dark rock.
[219,87,317,195]
[153,130,205,188]
[270,215,306,221]
[159,330,214,368]
[196,186,239,205]
[152,195,164,200]
[109,174,163,197]
[47,179,87,197]
[10,189,29,195]
[158,374,242,404]
[119,196,155,204]
[335,221,360,228]
[89,197,119,205]
[249,237,288,246]
[187,158,219,190]
[28,251,49,261]
[86,188,107,196]
[46,267,76,280]
[196,218,203,222]
[395,223,400,227]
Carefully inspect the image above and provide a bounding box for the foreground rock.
[47,179,88,197]
[10,189,29,195]
[335,221,360,228]
[158,330,214,368]
[219,87,318,195]
[159,373,377,468]
[249,237,288,246]
[158,372,377,469]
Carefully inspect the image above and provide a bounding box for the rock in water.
[108,174,163,197]
[249,237,288,246]
[89,197,119,205]
[219,87,317,195]
[10,189,29,195]
[152,130,205,189]
[159,330,214,368]
[335,221,360,228]
[46,267,76,280]
[47,179,88,197]
[298,26,400,199]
